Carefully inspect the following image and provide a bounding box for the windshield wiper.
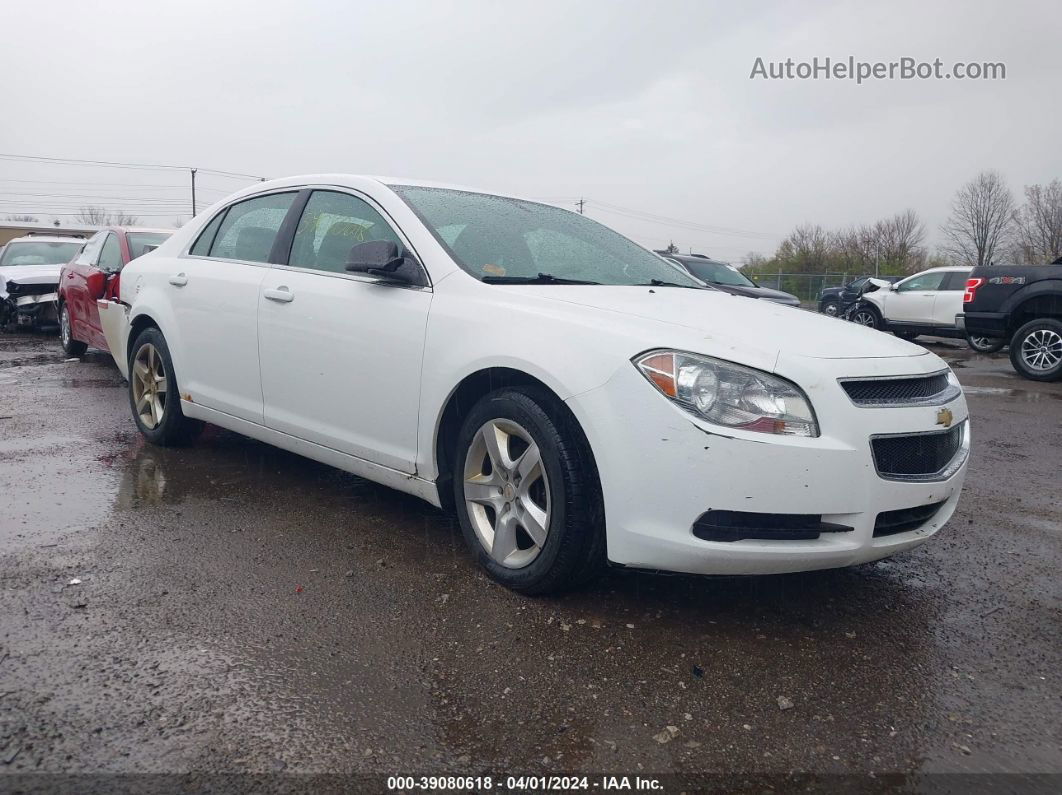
[638,279,703,289]
[481,273,600,285]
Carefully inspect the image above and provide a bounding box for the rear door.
[257,189,431,472]
[886,271,946,323]
[931,270,970,329]
[170,191,299,423]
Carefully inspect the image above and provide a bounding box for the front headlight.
[634,350,819,437]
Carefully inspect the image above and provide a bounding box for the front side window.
[391,186,701,287]
[75,231,107,267]
[288,190,404,274]
[99,234,122,271]
[208,192,297,263]
[897,272,946,292]
[0,240,83,267]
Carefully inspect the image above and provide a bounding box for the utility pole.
[190,168,198,217]
[575,198,585,214]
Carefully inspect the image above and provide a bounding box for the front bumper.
[566,352,968,576]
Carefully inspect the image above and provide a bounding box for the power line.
[0,153,265,181]
[587,200,778,240]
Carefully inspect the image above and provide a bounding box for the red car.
[59,227,172,355]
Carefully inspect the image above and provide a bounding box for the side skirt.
[181,400,443,508]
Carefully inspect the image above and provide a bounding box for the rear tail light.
[963,277,984,304]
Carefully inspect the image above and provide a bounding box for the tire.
[966,334,1005,354]
[1008,318,1062,382]
[820,299,840,317]
[59,303,87,356]
[452,386,605,595]
[849,304,882,330]
[894,330,920,341]
[127,326,203,445]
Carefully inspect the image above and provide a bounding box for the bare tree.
[940,171,1015,267]
[1014,180,1062,264]
[876,209,926,273]
[74,206,140,226]
[4,214,39,222]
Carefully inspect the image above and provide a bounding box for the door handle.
[263,287,294,303]
[168,273,188,287]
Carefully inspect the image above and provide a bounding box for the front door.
[257,189,431,473]
[887,270,947,324]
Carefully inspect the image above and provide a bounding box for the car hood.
[512,285,927,366]
[0,264,62,286]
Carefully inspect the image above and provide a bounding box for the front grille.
[871,423,965,481]
[5,281,58,297]
[841,371,956,407]
[874,501,945,537]
[692,510,853,543]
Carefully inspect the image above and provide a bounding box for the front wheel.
[59,304,87,356]
[1009,319,1062,381]
[453,387,604,595]
[820,299,840,317]
[849,304,881,330]
[966,334,1005,353]
[128,327,203,445]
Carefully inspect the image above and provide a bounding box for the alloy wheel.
[131,343,168,429]
[852,310,876,327]
[463,418,551,569]
[1021,329,1062,371]
[823,302,839,316]
[60,308,71,347]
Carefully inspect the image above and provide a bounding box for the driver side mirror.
[344,240,415,283]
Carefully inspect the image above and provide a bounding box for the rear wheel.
[59,303,87,356]
[850,304,881,330]
[820,299,840,317]
[966,334,1005,354]
[1009,319,1062,381]
[453,386,604,594]
[894,330,920,341]
[128,327,203,445]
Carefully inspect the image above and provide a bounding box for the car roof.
[227,174,551,208]
[4,235,86,245]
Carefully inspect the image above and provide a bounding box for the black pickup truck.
[961,257,1062,381]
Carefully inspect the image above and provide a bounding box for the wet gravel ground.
[0,329,1059,790]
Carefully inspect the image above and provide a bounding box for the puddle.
[962,385,1062,402]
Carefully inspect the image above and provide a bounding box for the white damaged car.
[99,176,969,593]
[0,235,85,330]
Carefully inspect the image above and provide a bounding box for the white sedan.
[100,175,970,593]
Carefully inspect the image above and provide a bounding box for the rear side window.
[190,212,225,256]
[940,271,968,291]
[288,190,405,274]
[206,192,297,263]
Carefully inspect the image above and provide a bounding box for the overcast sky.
[3,0,1060,260]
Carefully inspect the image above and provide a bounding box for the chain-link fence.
[750,273,859,305]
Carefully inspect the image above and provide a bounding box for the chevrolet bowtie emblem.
[936,407,954,428]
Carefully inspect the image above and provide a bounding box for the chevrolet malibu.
[99,175,970,594]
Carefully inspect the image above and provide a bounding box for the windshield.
[679,259,756,288]
[0,240,82,267]
[391,186,701,287]
[126,232,171,260]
